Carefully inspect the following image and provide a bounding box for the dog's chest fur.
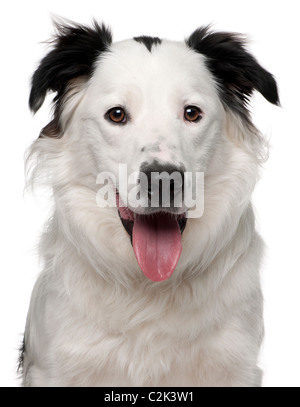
[23,206,263,387]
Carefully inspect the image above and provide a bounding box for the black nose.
[139,160,185,209]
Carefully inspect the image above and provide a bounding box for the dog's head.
[29,20,279,282]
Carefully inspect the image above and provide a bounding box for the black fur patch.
[29,19,112,137]
[17,336,25,373]
[134,36,162,52]
[186,26,279,120]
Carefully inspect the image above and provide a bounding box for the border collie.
[20,19,279,387]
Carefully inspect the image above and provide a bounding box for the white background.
[1,0,299,387]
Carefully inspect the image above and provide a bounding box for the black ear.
[29,19,112,113]
[186,26,279,117]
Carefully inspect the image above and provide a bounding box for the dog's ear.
[29,19,112,113]
[186,26,279,116]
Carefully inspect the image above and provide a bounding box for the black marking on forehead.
[134,36,162,52]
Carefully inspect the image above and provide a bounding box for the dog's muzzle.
[117,160,187,283]
[139,161,185,213]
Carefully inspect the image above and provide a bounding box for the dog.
[20,19,279,387]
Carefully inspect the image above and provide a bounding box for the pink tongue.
[132,213,182,282]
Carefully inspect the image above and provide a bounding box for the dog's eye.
[106,107,127,124]
[184,106,202,123]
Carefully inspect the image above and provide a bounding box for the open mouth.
[116,193,187,282]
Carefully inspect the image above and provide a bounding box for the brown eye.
[184,106,202,122]
[106,107,127,124]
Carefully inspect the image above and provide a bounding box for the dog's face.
[78,40,224,281]
[84,40,223,210]
[29,21,279,282]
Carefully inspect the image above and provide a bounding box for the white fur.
[23,39,266,387]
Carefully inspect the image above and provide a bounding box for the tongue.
[132,213,182,282]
